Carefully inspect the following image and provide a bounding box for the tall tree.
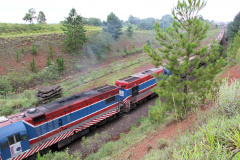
[126,24,133,37]
[62,8,87,53]
[87,17,102,26]
[103,12,123,39]
[23,8,36,24]
[227,12,240,41]
[159,14,173,30]
[37,11,46,23]
[128,15,141,25]
[144,0,224,118]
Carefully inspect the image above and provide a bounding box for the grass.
[0,23,101,37]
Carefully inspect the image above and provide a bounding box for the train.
[0,66,170,160]
[0,29,225,160]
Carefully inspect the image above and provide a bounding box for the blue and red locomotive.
[0,66,169,160]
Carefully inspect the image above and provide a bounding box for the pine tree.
[49,44,53,58]
[46,56,52,67]
[103,12,123,39]
[144,0,224,118]
[30,58,37,72]
[227,12,240,41]
[56,56,65,72]
[126,24,133,37]
[16,51,19,61]
[31,44,37,54]
[62,8,87,53]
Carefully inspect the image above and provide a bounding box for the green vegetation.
[30,58,37,72]
[61,8,87,53]
[49,44,53,58]
[15,51,19,61]
[37,11,46,23]
[46,57,52,67]
[56,56,65,72]
[84,17,102,26]
[228,30,240,64]
[227,12,240,41]
[0,23,100,37]
[103,12,123,39]
[126,24,133,37]
[144,0,224,119]
[144,79,240,159]
[30,44,37,54]
[23,8,36,24]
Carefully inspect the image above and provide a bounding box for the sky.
[0,0,239,24]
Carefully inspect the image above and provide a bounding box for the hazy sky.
[0,0,239,24]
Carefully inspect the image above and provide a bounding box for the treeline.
[227,12,240,64]
[83,14,173,30]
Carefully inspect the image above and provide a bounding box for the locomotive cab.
[0,120,30,160]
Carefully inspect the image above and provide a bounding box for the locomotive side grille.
[119,76,139,82]
[141,70,153,74]
[93,84,117,93]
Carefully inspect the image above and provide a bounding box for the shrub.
[31,44,37,54]
[56,56,65,72]
[30,58,37,72]
[16,51,19,61]
[148,99,168,124]
[216,78,240,117]
[0,77,13,97]
[46,56,52,67]
[41,64,59,82]
[49,44,53,58]
[21,47,25,53]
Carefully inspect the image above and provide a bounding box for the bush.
[16,51,19,61]
[56,56,65,72]
[31,44,37,54]
[46,56,52,67]
[148,99,168,123]
[41,63,59,82]
[30,58,37,72]
[216,78,240,117]
[21,47,25,54]
[0,76,13,97]
[49,44,53,58]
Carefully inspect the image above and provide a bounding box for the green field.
[0,23,101,37]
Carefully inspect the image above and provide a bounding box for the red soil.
[121,113,198,160]
[120,59,238,160]
[219,64,240,83]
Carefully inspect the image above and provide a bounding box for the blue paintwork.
[0,121,30,160]
[120,76,158,101]
[24,94,120,142]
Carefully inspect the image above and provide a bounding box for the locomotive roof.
[117,66,164,83]
[0,84,118,127]
[28,84,118,115]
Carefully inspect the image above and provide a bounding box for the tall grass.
[144,79,240,159]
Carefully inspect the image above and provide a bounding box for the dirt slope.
[119,64,238,160]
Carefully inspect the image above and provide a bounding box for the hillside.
[0,23,157,75]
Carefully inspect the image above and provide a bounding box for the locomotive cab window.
[8,133,21,145]
[106,96,115,104]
